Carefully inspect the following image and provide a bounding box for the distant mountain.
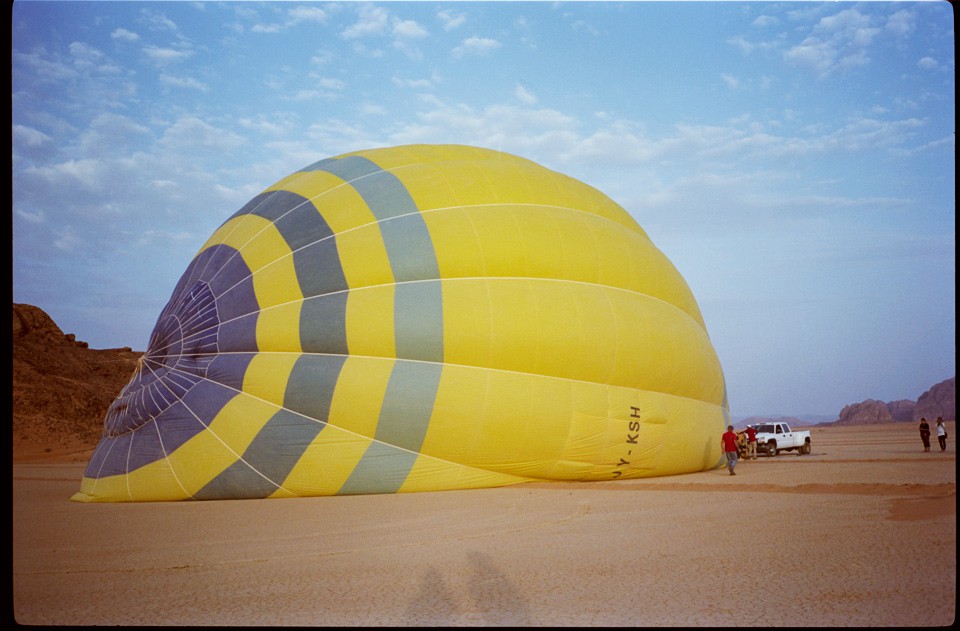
[732,379,955,429]
[731,414,835,427]
[830,378,955,426]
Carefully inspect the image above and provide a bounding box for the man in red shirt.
[721,425,739,475]
[744,424,758,460]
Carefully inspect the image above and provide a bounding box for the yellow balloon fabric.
[73,144,729,502]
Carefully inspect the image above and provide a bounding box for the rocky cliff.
[12,303,142,456]
[914,377,956,422]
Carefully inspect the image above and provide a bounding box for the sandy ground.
[12,422,956,627]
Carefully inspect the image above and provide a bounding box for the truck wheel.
[767,442,777,457]
[802,442,811,455]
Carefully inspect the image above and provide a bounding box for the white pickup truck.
[752,422,812,456]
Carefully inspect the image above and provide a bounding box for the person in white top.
[935,417,947,451]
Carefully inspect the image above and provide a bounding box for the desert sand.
[12,422,956,627]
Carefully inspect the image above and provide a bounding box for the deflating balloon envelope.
[73,144,729,502]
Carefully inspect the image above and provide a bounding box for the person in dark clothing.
[918,417,931,452]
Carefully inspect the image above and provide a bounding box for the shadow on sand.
[403,550,533,625]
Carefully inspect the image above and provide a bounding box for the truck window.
[775,424,782,433]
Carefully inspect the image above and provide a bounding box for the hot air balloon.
[73,144,728,502]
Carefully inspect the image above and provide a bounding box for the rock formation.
[833,379,955,426]
[836,399,895,426]
[12,303,142,454]
[914,377,956,422]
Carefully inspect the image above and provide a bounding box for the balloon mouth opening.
[103,281,221,436]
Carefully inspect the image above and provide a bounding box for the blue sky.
[12,1,955,418]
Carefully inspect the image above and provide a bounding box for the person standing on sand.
[918,417,931,452]
[935,417,947,451]
[721,425,739,475]
[745,424,758,460]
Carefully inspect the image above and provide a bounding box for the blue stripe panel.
[303,155,381,182]
[200,245,255,305]
[336,442,418,495]
[103,367,202,436]
[294,237,348,298]
[354,170,419,221]
[379,214,442,282]
[84,431,134,478]
[299,293,348,355]
[337,361,443,495]
[376,361,443,451]
[193,408,324,500]
[216,311,259,352]
[283,354,346,422]
[395,281,444,362]
[195,246,257,324]
[206,353,257,391]
[173,244,251,310]
[233,190,312,225]
[150,400,213,454]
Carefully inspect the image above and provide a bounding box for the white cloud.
[139,8,178,33]
[13,125,53,148]
[287,6,328,25]
[752,15,779,28]
[142,45,193,66]
[25,158,107,192]
[54,226,83,252]
[68,42,107,70]
[160,74,209,91]
[251,23,282,34]
[111,28,140,42]
[392,75,437,90]
[393,19,428,39]
[452,36,500,58]
[361,103,388,116]
[13,50,78,82]
[158,116,247,153]
[785,8,881,77]
[885,9,915,37]
[726,36,755,55]
[342,5,389,39]
[721,73,740,89]
[350,42,385,58]
[917,57,937,70]
[77,112,152,156]
[571,20,599,37]
[253,6,329,33]
[316,77,346,91]
[437,9,466,31]
[236,117,292,136]
[515,83,537,105]
[15,207,46,224]
[310,50,335,66]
